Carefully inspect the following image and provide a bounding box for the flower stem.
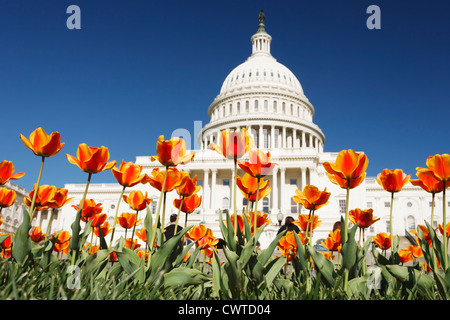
[253,177,261,236]
[149,167,169,254]
[389,192,394,247]
[343,185,350,293]
[174,196,184,234]
[233,158,238,239]
[431,192,435,227]
[44,209,54,241]
[71,172,91,266]
[443,181,447,271]
[130,210,139,245]
[109,185,126,248]
[29,156,45,220]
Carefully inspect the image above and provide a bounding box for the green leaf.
[341,223,358,271]
[163,267,211,289]
[69,208,83,261]
[257,229,285,267]
[11,209,32,264]
[307,245,335,288]
[212,248,224,297]
[264,256,286,287]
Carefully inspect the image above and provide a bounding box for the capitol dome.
[201,11,324,152]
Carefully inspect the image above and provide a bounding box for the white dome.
[219,54,304,97]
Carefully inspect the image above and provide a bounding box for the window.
[367,202,373,208]
[242,198,248,213]
[255,100,259,112]
[406,215,416,231]
[263,198,269,213]
[291,198,298,214]
[339,200,346,214]
[264,100,268,112]
[384,202,390,208]
[290,179,297,185]
[223,179,230,186]
[222,197,230,210]
[151,201,157,214]
[197,179,203,187]
[386,220,390,233]
[429,202,435,207]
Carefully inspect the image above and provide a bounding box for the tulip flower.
[238,149,277,234]
[373,232,391,254]
[20,127,65,158]
[416,154,450,270]
[112,161,147,188]
[89,213,107,229]
[174,193,202,215]
[323,149,369,296]
[411,171,443,226]
[227,213,245,234]
[72,199,103,222]
[349,208,380,245]
[292,185,330,211]
[0,160,25,186]
[185,224,208,242]
[151,135,195,167]
[377,168,410,246]
[294,213,322,245]
[322,229,342,252]
[438,223,450,238]
[0,187,16,212]
[117,212,141,230]
[146,168,186,193]
[93,221,112,238]
[209,128,254,239]
[135,227,147,243]
[237,173,271,210]
[247,211,270,234]
[29,226,45,243]
[66,144,116,175]
[172,174,202,234]
[1,234,11,258]
[123,190,153,212]
[398,248,413,264]
[24,185,71,214]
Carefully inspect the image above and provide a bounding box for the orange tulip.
[197,231,219,250]
[0,160,25,185]
[150,135,195,167]
[277,231,301,260]
[410,224,433,247]
[24,185,70,211]
[247,211,270,231]
[294,214,322,232]
[93,221,112,237]
[135,227,147,243]
[173,193,202,214]
[66,143,116,174]
[410,171,444,194]
[53,230,71,245]
[20,127,65,158]
[117,212,141,229]
[145,167,186,192]
[323,149,368,189]
[125,238,141,250]
[112,161,147,188]
[373,232,391,250]
[292,185,330,211]
[349,208,380,229]
[322,229,341,252]
[176,172,201,197]
[53,241,70,255]
[237,173,271,202]
[398,248,413,264]
[416,154,450,186]
[29,226,45,243]
[72,199,103,221]
[238,149,277,179]
[377,169,411,193]
[209,128,254,160]
[123,190,153,211]
[185,224,208,242]
[0,187,16,208]
[1,233,11,249]
[227,214,245,233]
[408,245,423,259]
[89,213,107,228]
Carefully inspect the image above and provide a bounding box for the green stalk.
[149,167,169,254]
[29,156,45,220]
[130,210,139,246]
[389,192,394,248]
[44,209,54,241]
[443,181,447,271]
[109,185,126,248]
[253,177,261,236]
[174,196,184,234]
[233,158,238,238]
[71,172,91,266]
[431,192,435,227]
[343,184,350,292]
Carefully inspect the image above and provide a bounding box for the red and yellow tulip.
[20,127,65,158]
[66,143,116,174]
[151,135,195,167]
[112,161,147,188]
[209,128,254,160]
[123,190,153,212]
[0,160,25,185]
[292,185,330,211]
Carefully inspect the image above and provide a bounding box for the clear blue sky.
[1,0,449,191]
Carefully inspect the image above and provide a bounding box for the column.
[230,167,235,212]
[309,134,313,149]
[210,169,217,211]
[293,129,297,148]
[282,127,286,149]
[301,167,306,190]
[301,131,305,148]
[271,125,275,149]
[279,167,286,213]
[259,125,264,149]
[203,169,209,210]
[271,167,278,212]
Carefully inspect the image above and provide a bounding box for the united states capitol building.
[42,13,444,249]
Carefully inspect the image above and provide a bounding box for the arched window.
[242,198,248,213]
[223,197,230,210]
[406,215,416,231]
